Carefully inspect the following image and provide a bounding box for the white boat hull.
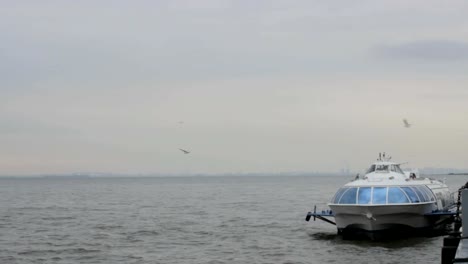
[329,203,437,232]
[307,155,457,239]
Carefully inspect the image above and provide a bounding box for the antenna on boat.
[378,152,392,161]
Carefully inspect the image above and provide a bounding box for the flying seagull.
[179,148,190,154]
[403,119,411,128]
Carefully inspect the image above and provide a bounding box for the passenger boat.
[306,153,456,239]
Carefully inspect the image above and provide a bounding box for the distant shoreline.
[0,172,466,178]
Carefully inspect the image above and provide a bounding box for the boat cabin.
[331,185,436,205]
[366,162,405,174]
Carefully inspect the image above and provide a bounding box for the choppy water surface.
[0,174,465,264]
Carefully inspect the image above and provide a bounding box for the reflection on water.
[309,231,432,248]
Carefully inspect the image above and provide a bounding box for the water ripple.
[1,175,462,263]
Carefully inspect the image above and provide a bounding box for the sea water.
[0,174,465,264]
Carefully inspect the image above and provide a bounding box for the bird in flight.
[403,119,411,128]
[179,148,190,154]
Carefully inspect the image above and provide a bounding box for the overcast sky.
[2,0,468,175]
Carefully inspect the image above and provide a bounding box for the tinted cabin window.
[389,165,404,174]
[339,188,357,204]
[332,188,348,203]
[394,165,404,174]
[366,165,376,174]
[333,186,432,205]
[413,186,429,202]
[372,187,387,204]
[420,186,436,201]
[401,187,420,203]
[358,187,371,204]
[388,187,410,203]
[375,165,389,173]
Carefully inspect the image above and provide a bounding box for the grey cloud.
[376,40,468,61]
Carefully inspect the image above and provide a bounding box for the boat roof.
[344,177,436,187]
[344,154,426,187]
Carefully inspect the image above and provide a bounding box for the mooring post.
[441,186,467,264]
[462,189,467,238]
[441,234,460,264]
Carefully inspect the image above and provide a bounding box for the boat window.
[372,187,387,204]
[394,165,404,174]
[358,187,372,204]
[338,188,358,204]
[415,186,428,201]
[332,188,348,203]
[416,186,431,202]
[411,187,427,202]
[366,165,376,173]
[401,187,420,203]
[419,186,436,201]
[332,186,434,205]
[389,165,404,174]
[388,187,410,203]
[375,165,389,173]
